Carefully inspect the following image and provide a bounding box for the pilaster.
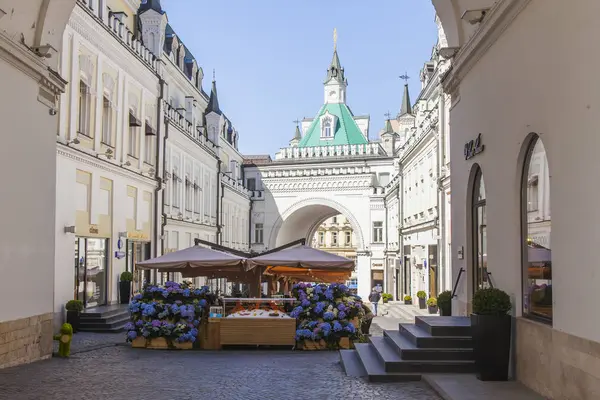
[120,75,129,163]
[138,90,146,170]
[93,55,103,150]
[68,34,80,140]
[114,70,124,161]
[356,250,372,300]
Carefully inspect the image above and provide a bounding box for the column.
[68,35,80,140]
[114,71,124,162]
[93,55,103,151]
[120,76,129,164]
[138,90,146,169]
[356,250,371,300]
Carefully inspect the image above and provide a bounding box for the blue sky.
[163,0,438,156]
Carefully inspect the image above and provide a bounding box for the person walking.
[368,289,381,316]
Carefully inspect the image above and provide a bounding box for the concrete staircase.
[340,316,475,382]
[79,304,130,333]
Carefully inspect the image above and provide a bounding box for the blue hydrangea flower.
[301,299,311,307]
[124,322,135,331]
[323,311,335,321]
[127,330,137,340]
[199,299,207,307]
[324,290,334,300]
[333,321,343,332]
[338,311,347,319]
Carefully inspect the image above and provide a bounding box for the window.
[194,181,201,214]
[331,231,338,246]
[185,177,192,211]
[332,216,337,224]
[128,124,138,158]
[322,116,332,138]
[522,136,552,322]
[318,231,325,246]
[173,171,180,208]
[78,81,91,136]
[254,223,263,244]
[345,231,352,246]
[471,166,489,293]
[144,135,154,165]
[372,221,383,243]
[101,96,112,145]
[246,178,256,191]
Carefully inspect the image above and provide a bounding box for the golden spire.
[333,28,338,51]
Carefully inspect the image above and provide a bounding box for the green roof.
[298,103,368,147]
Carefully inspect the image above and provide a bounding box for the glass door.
[472,168,489,293]
[74,238,108,308]
[128,241,152,293]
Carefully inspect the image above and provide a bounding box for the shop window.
[471,166,490,293]
[522,136,552,323]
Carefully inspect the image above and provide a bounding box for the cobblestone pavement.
[53,332,125,354]
[1,346,441,400]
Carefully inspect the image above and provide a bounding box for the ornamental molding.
[68,8,159,94]
[442,0,532,94]
[263,175,373,193]
[57,144,157,187]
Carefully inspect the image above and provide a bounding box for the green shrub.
[120,271,133,281]
[416,290,427,299]
[437,290,452,309]
[427,297,437,307]
[472,288,512,316]
[403,295,412,301]
[65,300,83,312]
[382,293,393,301]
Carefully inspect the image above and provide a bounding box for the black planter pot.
[471,314,512,381]
[439,306,451,316]
[418,297,426,309]
[428,305,438,314]
[404,300,412,305]
[119,281,132,304]
[66,310,80,333]
[361,318,372,335]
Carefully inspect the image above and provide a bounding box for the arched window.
[522,136,552,322]
[322,117,332,138]
[471,166,489,293]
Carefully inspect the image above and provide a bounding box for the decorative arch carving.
[268,197,366,250]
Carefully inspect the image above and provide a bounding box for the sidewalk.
[424,374,547,400]
[53,332,125,355]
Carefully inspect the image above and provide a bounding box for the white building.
[244,43,397,300]
[55,0,161,323]
[0,0,76,368]
[434,0,599,398]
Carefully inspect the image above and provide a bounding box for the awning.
[129,112,142,127]
[145,121,156,135]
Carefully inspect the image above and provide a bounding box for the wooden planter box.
[200,318,222,350]
[351,318,359,328]
[219,317,296,346]
[131,337,194,349]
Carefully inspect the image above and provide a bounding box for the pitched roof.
[206,80,221,115]
[298,103,368,147]
[139,0,165,15]
[399,84,413,116]
[324,50,346,84]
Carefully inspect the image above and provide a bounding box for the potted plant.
[416,291,427,309]
[361,304,374,335]
[65,300,83,333]
[437,290,452,316]
[427,297,438,314]
[403,295,412,305]
[119,271,133,304]
[382,293,393,304]
[471,288,512,381]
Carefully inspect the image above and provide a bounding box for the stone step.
[354,343,422,382]
[81,307,129,319]
[383,330,473,361]
[369,336,475,373]
[79,315,130,331]
[339,350,367,377]
[78,322,127,333]
[415,316,472,337]
[399,323,472,349]
[80,311,130,325]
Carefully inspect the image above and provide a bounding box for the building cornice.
[442,0,532,94]
[263,173,374,193]
[57,144,158,187]
[0,30,67,107]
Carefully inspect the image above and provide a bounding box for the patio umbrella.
[136,245,250,277]
[247,245,355,270]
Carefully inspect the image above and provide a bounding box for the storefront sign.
[114,251,126,259]
[464,133,485,160]
[89,225,99,234]
[127,231,149,240]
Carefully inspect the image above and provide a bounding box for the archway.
[269,198,366,251]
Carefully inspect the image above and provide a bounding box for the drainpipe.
[396,175,401,300]
[437,85,447,292]
[248,198,254,253]
[384,190,389,297]
[398,168,405,298]
[215,159,222,244]
[153,78,165,260]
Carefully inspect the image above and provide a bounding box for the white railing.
[274,142,385,160]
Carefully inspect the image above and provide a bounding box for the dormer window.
[323,118,332,137]
[319,111,337,139]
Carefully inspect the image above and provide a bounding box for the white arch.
[268,197,366,250]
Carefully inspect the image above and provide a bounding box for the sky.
[162,0,439,157]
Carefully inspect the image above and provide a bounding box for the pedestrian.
[368,289,381,316]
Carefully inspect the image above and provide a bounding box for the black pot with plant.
[416,291,427,309]
[119,271,133,304]
[437,290,452,316]
[65,300,84,333]
[361,304,373,335]
[427,297,438,314]
[382,293,392,304]
[471,288,512,381]
[403,295,412,305]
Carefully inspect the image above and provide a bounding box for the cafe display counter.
[203,298,296,349]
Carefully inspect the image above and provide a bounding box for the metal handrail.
[485,270,495,289]
[451,267,465,298]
